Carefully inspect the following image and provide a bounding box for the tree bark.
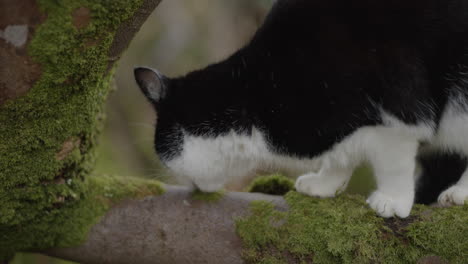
[0,0,44,105]
[44,185,466,264]
[46,186,287,264]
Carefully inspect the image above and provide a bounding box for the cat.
[134,0,468,218]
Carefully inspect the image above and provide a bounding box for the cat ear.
[134,67,168,105]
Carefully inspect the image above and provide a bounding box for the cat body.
[135,0,468,217]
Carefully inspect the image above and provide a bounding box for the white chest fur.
[166,127,321,192]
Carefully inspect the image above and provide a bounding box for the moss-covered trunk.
[0,0,163,260]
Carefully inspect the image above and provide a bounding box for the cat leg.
[295,165,354,198]
[435,108,468,206]
[438,166,468,206]
[365,128,420,218]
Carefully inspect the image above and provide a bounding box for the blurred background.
[13,0,373,262]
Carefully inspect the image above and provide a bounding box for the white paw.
[438,185,468,206]
[366,191,413,218]
[295,173,346,198]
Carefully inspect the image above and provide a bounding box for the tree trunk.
[0,0,163,260]
[0,1,467,263]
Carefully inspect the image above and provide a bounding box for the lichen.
[247,174,294,195]
[0,0,158,260]
[192,189,225,202]
[236,192,468,264]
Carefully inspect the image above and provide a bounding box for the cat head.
[134,67,182,163]
[134,66,253,191]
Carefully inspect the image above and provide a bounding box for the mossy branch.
[45,186,467,264]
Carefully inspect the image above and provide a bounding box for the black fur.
[416,152,467,204]
[137,0,468,203]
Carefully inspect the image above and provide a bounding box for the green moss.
[405,204,468,263]
[0,0,153,259]
[0,175,164,260]
[236,192,468,264]
[247,174,294,195]
[192,189,225,202]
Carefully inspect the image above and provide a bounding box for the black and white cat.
[134,0,468,218]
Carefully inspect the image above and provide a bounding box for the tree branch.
[46,185,287,264]
[106,0,163,72]
[45,185,467,264]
